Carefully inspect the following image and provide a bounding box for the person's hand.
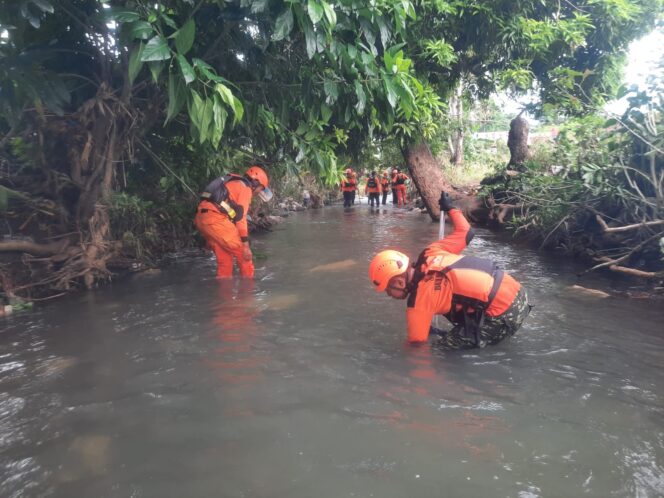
[438,191,455,212]
[242,244,253,261]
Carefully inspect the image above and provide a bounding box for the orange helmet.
[245,166,272,202]
[368,250,410,292]
[245,165,269,188]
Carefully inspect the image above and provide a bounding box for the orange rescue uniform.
[394,172,409,206]
[194,178,255,278]
[380,175,390,192]
[364,176,381,194]
[340,177,357,192]
[406,208,521,342]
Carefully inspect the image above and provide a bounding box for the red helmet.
[245,165,269,189]
[368,250,410,292]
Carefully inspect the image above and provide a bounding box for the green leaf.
[354,81,366,114]
[128,20,153,40]
[31,0,54,14]
[307,0,325,25]
[211,95,228,148]
[215,83,235,109]
[141,35,171,62]
[174,19,196,55]
[382,75,398,108]
[377,17,391,49]
[303,21,317,59]
[320,103,332,122]
[148,61,165,83]
[231,96,244,123]
[272,9,294,41]
[251,0,268,13]
[108,8,141,23]
[161,14,178,29]
[323,79,339,104]
[321,1,336,27]
[177,54,195,84]
[198,98,213,144]
[128,43,145,84]
[165,73,186,123]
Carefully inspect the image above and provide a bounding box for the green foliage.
[481,67,662,262]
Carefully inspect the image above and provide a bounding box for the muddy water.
[1,206,663,497]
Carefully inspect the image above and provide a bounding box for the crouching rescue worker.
[195,166,272,278]
[367,192,531,349]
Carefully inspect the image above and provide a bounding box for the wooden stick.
[596,215,664,233]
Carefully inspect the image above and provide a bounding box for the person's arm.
[427,208,474,255]
[406,306,435,342]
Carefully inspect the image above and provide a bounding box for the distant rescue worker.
[368,192,531,349]
[393,168,409,206]
[390,168,398,204]
[365,171,381,207]
[380,172,390,205]
[351,169,358,205]
[195,166,273,278]
[340,168,357,207]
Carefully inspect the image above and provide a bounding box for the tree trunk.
[507,115,529,167]
[402,140,452,221]
[448,81,464,165]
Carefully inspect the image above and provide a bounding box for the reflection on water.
[1,206,663,497]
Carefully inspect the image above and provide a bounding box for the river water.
[1,205,663,498]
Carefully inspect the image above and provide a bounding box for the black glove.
[438,191,455,212]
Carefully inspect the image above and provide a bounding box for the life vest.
[367,177,378,188]
[199,174,249,222]
[408,250,505,346]
[395,173,407,185]
[343,179,356,188]
[381,177,390,188]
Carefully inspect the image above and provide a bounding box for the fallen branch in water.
[0,239,68,256]
[580,231,664,276]
[595,215,664,233]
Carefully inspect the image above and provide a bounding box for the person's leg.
[481,288,531,345]
[211,242,235,278]
[392,188,397,204]
[235,250,255,278]
[382,191,387,205]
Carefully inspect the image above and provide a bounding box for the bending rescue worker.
[195,166,272,278]
[368,192,531,348]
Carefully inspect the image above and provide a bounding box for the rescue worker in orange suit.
[195,166,273,278]
[340,168,357,207]
[351,169,358,205]
[380,171,390,205]
[368,192,531,349]
[365,171,381,207]
[394,168,409,207]
[390,168,398,204]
